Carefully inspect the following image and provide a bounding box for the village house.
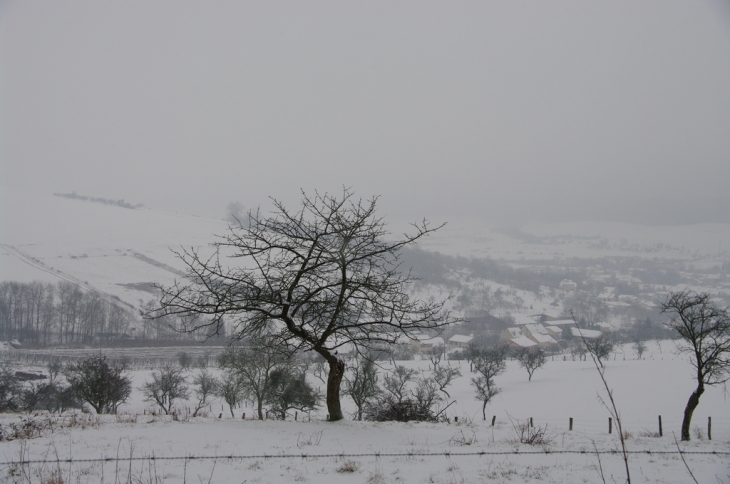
[570,327,602,340]
[410,334,445,353]
[448,334,474,351]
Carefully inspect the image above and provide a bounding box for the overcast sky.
[2,1,729,226]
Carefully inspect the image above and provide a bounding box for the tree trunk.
[318,349,345,421]
[681,383,704,441]
[257,399,264,420]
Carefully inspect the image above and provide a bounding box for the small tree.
[343,356,381,421]
[515,347,546,381]
[65,355,131,414]
[218,342,287,420]
[265,368,319,419]
[383,365,417,403]
[433,365,461,399]
[0,361,21,412]
[141,366,190,415]
[192,369,219,417]
[426,345,444,370]
[661,291,730,441]
[584,334,614,367]
[217,370,244,418]
[471,345,507,420]
[632,339,646,359]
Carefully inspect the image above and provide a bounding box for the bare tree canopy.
[661,291,730,441]
[153,189,454,421]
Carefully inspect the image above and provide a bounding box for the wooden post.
[608,417,612,434]
[708,417,712,440]
[530,417,533,428]
[242,413,246,420]
[295,411,298,421]
[658,415,663,437]
[569,418,573,431]
[491,416,496,426]
[454,416,458,423]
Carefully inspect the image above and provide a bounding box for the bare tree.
[216,369,244,418]
[383,365,417,404]
[426,344,444,370]
[515,347,546,381]
[141,366,190,415]
[470,345,507,420]
[632,338,646,359]
[265,368,319,420]
[217,342,287,420]
[153,189,453,421]
[661,291,730,441]
[584,334,614,368]
[192,369,219,417]
[433,365,461,399]
[343,355,381,421]
[65,355,131,414]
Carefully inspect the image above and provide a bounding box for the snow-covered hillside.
[3,188,728,316]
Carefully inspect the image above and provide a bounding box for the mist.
[1,1,729,225]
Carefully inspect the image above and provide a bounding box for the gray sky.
[2,1,729,225]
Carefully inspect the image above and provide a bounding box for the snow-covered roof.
[523,323,548,335]
[448,334,474,344]
[528,333,557,345]
[420,336,444,347]
[548,319,576,326]
[506,327,522,338]
[545,326,562,333]
[509,336,537,348]
[571,328,602,339]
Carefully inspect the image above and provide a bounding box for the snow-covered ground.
[1,341,728,483]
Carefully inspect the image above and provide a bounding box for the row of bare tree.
[0,281,134,345]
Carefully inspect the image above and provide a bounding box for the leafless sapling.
[515,347,546,381]
[343,355,381,421]
[141,365,190,415]
[470,345,507,420]
[192,369,219,417]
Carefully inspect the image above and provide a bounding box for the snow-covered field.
[1,342,728,483]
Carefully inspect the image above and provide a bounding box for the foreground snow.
[0,414,727,483]
[1,341,729,483]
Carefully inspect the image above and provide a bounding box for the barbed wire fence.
[1,448,729,467]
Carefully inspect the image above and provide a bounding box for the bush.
[64,355,131,414]
[365,396,437,422]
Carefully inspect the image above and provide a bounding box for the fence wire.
[2,449,729,467]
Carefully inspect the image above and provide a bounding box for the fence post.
[708,417,712,440]
[569,418,573,431]
[491,416,496,426]
[530,417,533,428]
[608,417,612,434]
[658,415,663,437]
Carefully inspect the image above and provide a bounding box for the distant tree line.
[53,192,143,210]
[0,281,225,346]
[0,281,135,345]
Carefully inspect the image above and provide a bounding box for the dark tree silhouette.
[153,189,453,421]
[661,291,730,441]
[515,347,546,381]
[64,355,131,414]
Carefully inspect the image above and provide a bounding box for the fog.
[2,1,729,225]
